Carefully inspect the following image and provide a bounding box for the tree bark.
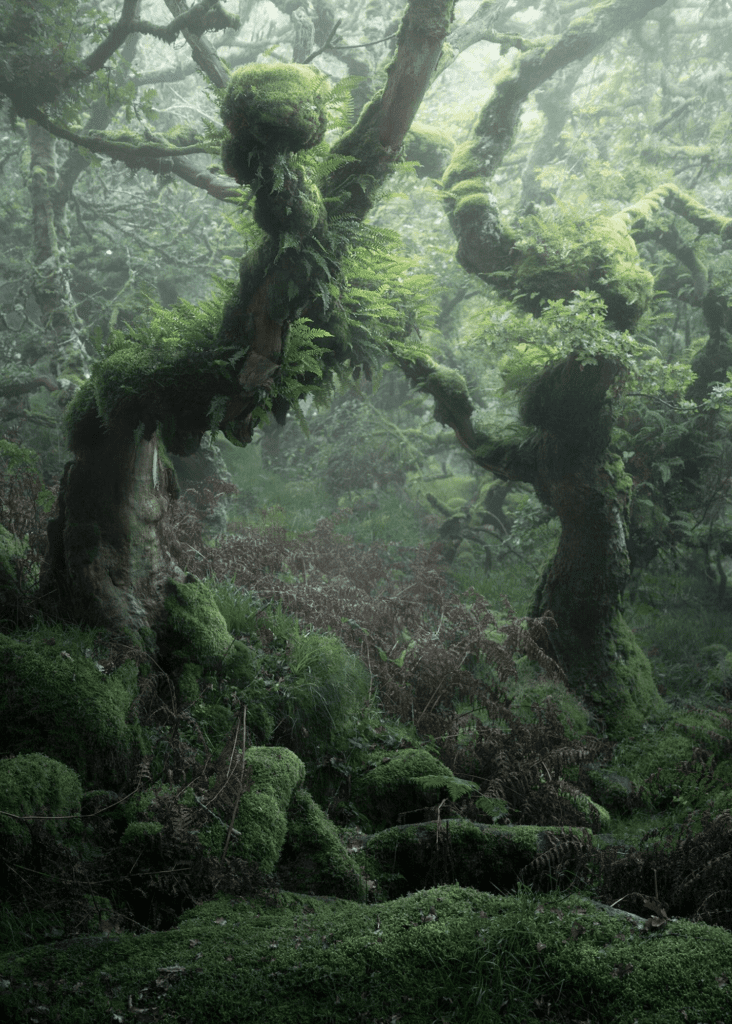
[42,428,179,638]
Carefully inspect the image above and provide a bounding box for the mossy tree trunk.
[42,426,180,640]
[396,0,668,736]
[40,0,456,638]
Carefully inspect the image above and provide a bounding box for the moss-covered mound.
[2,885,730,1024]
[364,820,589,899]
[352,747,455,830]
[0,753,81,854]
[0,628,144,786]
[278,788,367,901]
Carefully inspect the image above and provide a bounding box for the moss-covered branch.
[322,0,456,218]
[386,344,536,484]
[83,0,238,76]
[440,0,664,331]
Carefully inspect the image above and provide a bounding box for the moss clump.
[278,788,367,901]
[65,291,238,458]
[441,140,484,191]
[363,821,587,899]
[0,753,82,853]
[509,675,591,740]
[220,63,329,182]
[404,122,454,178]
[611,705,732,813]
[0,629,144,786]
[5,885,730,1023]
[208,746,305,868]
[162,576,232,666]
[353,748,454,830]
[598,615,667,740]
[119,820,163,848]
[511,210,654,331]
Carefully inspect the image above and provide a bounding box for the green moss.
[597,615,667,740]
[120,820,163,847]
[441,140,484,191]
[353,748,454,830]
[5,885,728,1022]
[364,820,589,899]
[212,746,305,869]
[0,629,144,787]
[509,676,591,739]
[511,209,654,330]
[403,122,454,178]
[162,577,232,665]
[69,291,238,457]
[611,705,732,812]
[278,788,367,901]
[0,753,82,853]
[220,63,329,182]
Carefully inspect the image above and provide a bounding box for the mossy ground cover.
[2,885,730,1024]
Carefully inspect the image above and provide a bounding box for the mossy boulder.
[0,753,82,855]
[0,630,144,787]
[3,885,731,1023]
[363,820,589,899]
[352,748,455,830]
[126,746,306,871]
[509,675,592,739]
[162,575,232,667]
[231,746,305,870]
[277,788,368,901]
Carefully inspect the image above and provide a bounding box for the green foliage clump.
[162,576,233,666]
[0,753,81,853]
[119,820,163,848]
[223,746,304,870]
[511,207,653,330]
[208,579,370,765]
[403,122,454,179]
[352,747,455,830]
[65,288,237,456]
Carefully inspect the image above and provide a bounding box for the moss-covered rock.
[509,675,592,739]
[278,788,367,901]
[0,753,82,854]
[353,748,455,830]
[0,630,145,787]
[122,746,304,870]
[4,885,730,1023]
[363,820,589,899]
[227,746,306,871]
[162,576,232,667]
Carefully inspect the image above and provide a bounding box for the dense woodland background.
[3,2,732,1022]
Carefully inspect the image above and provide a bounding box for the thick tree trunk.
[41,426,180,639]
[525,356,664,736]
